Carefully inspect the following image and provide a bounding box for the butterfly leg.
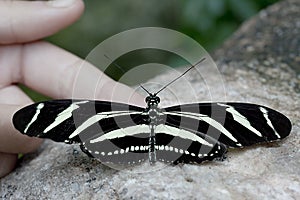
[79,143,94,158]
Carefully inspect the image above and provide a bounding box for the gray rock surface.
[1,0,299,199]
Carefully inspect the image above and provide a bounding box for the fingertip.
[48,0,85,22]
[46,0,84,9]
[46,0,85,25]
[0,0,85,44]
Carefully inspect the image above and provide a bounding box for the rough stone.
[1,0,299,199]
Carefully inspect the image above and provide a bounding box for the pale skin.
[0,0,144,178]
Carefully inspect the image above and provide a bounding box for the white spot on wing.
[24,103,44,133]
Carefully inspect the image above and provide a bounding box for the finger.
[19,42,145,106]
[0,85,32,105]
[0,0,84,44]
[0,86,42,154]
[0,152,17,178]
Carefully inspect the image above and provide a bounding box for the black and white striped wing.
[82,105,228,164]
[163,102,292,148]
[13,99,146,143]
[13,99,154,165]
[83,125,227,165]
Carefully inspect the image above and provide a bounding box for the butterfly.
[13,58,292,165]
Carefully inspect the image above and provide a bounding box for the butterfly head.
[145,94,160,107]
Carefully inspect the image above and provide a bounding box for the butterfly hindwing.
[82,131,149,165]
[154,132,227,164]
[82,124,227,165]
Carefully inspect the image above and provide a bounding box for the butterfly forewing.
[13,99,146,144]
[164,102,291,148]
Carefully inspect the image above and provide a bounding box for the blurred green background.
[48,0,279,54]
[28,0,280,101]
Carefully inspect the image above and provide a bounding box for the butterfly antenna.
[104,54,126,74]
[139,84,152,96]
[154,57,206,95]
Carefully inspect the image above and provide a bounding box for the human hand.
[0,0,144,178]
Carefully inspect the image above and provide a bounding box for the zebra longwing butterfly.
[12,58,292,165]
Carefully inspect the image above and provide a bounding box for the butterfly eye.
[155,97,160,103]
[145,96,150,103]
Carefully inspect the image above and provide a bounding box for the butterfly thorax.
[144,94,164,124]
